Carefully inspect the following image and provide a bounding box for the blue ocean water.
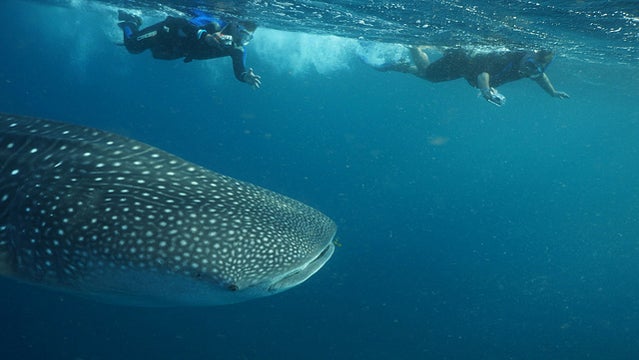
[1,0,639,359]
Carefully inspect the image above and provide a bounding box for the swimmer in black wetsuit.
[377,46,569,106]
[117,10,261,89]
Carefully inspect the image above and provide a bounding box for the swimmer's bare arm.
[476,72,506,106]
[477,72,490,89]
[534,73,570,98]
[477,72,493,99]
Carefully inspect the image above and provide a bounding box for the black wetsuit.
[421,50,529,88]
[122,17,249,83]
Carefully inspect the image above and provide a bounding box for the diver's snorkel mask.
[232,24,253,46]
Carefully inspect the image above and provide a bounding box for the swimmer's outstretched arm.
[534,74,570,98]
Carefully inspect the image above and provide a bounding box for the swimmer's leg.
[409,46,431,73]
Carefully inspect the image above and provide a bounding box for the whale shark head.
[0,113,336,306]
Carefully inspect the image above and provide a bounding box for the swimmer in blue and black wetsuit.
[377,46,569,106]
[117,10,261,89]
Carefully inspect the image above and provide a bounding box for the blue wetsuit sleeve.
[230,47,249,82]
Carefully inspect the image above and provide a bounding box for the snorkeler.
[117,10,261,89]
[374,46,569,106]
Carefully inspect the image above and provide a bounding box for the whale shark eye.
[227,284,239,292]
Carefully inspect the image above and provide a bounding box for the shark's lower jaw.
[268,242,335,292]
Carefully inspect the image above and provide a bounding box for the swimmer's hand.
[481,87,506,107]
[553,90,570,99]
[242,68,261,89]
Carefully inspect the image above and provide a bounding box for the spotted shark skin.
[0,113,336,306]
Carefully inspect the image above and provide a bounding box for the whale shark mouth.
[268,242,335,292]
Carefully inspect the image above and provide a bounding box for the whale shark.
[0,113,336,306]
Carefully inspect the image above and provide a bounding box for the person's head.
[520,49,555,78]
[230,20,257,46]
